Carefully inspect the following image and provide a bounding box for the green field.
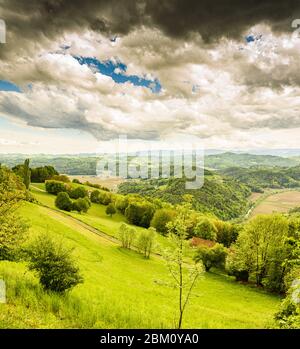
[249,190,300,218]
[0,184,282,329]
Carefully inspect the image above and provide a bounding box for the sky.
[1,0,300,154]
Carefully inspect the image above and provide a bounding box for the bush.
[26,234,83,293]
[194,243,227,272]
[115,196,129,214]
[118,223,136,249]
[98,191,112,205]
[55,192,73,212]
[68,186,88,199]
[125,201,155,228]
[137,227,156,259]
[150,208,176,235]
[90,190,100,203]
[193,218,217,241]
[106,203,116,217]
[214,220,239,247]
[72,178,81,184]
[45,180,67,195]
[274,277,300,328]
[51,174,70,183]
[72,197,90,213]
[31,165,58,183]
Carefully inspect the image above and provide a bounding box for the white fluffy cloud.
[1,24,300,152]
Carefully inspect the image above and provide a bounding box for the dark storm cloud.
[1,0,299,50]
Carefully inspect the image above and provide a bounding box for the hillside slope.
[0,200,280,328]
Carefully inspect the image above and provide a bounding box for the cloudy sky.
[0,0,300,154]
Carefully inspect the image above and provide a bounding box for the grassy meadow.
[0,185,282,329]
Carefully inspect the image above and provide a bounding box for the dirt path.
[35,203,167,260]
[38,204,120,246]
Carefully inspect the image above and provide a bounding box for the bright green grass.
[30,184,171,251]
[0,201,281,329]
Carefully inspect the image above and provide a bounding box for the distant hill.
[118,174,251,221]
[1,151,300,176]
[221,166,300,192]
[205,152,299,170]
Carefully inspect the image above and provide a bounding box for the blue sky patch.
[0,80,21,92]
[74,56,162,93]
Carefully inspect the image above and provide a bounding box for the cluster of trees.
[222,166,300,192]
[45,180,91,213]
[72,178,109,191]
[118,223,156,259]
[0,166,82,293]
[118,176,251,221]
[13,162,59,183]
[226,214,300,293]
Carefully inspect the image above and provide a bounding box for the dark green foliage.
[274,277,300,328]
[26,234,83,293]
[72,178,81,184]
[222,166,300,192]
[193,218,217,241]
[125,201,155,228]
[72,197,90,213]
[115,196,129,214]
[31,166,58,183]
[90,190,100,203]
[98,191,112,205]
[214,220,239,247]
[24,159,31,190]
[55,192,73,212]
[118,176,251,220]
[194,243,227,272]
[51,174,70,183]
[84,181,110,191]
[227,215,292,289]
[150,208,176,235]
[45,180,67,195]
[106,203,116,217]
[68,186,88,199]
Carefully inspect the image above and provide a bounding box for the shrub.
[193,218,217,241]
[72,197,90,213]
[274,276,300,328]
[150,208,176,235]
[51,174,70,183]
[106,203,116,217]
[115,196,129,214]
[125,201,155,228]
[55,192,73,212]
[194,243,227,272]
[68,186,88,199]
[228,214,289,287]
[214,220,239,247]
[72,178,81,184]
[45,180,67,195]
[98,191,112,205]
[137,227,156,259]
[31,165,58,183]
[90,190,100,203]
[26,234,83,293]
[118,223,136,249]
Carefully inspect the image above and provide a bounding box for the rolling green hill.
[0,192,281,328]
[206,152,299,170]
[118,176,251,220]
[222,166,300,192]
